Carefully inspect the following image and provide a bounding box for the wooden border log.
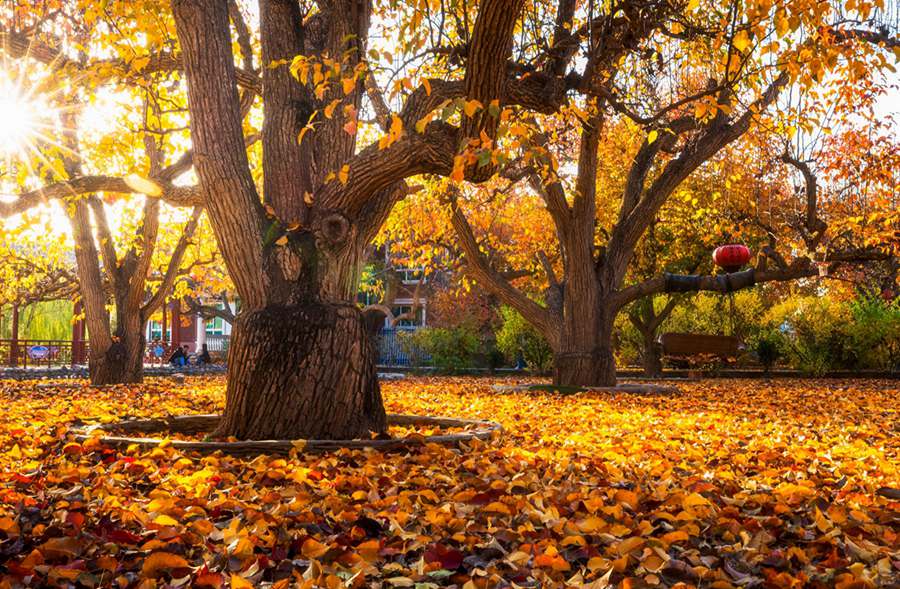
[492,382,680,395]
[69,414,502,456]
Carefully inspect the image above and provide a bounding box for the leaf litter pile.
[0,377,897,588]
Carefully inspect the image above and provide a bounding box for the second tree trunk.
[89,334,145,385]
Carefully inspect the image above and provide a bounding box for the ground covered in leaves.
[0,376,897,588]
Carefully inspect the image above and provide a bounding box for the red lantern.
[713,244,751,273]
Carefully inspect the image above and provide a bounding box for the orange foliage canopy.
[0,377,897,588]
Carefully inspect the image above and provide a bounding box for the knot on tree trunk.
[319,212,351,246]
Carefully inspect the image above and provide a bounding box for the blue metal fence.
[160,329,428,367]
[376,326,430,367]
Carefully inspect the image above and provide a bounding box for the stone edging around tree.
[69,414,501,456]
[491,382,680,395]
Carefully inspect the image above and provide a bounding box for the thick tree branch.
[87,195,122,288]
[781,151,826,248]
[650,294,681,332]
[365,73,392,131]
[184,291,236,323]
[260,0,313,223]
[607,72,790,282]
[615,243,892,308]
[459,0,525,140]
[448,199,558,347]
[545,0,578,76]
[122,199,162,312]
[173,0,269,309]
[614,260,818,308]
[0,28,262,94]
[0,175,202,218]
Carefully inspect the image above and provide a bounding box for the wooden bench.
[658,332,744,366]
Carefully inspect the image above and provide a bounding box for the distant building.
[358,246,429,331]
[145,300,233,355]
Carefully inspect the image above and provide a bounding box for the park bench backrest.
[659,332,742,359]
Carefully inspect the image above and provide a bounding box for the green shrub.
[751,331,782,372]
[847,295,900,370]
[666,290,768,341]
[495,306,554,374]
[765,294,900,374]
[400,325,481,371]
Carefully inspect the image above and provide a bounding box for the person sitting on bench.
[168,344,190,367]
[197,343,212,365]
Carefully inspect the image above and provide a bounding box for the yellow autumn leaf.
[484,501,511,515]
[323,99,340,119]
[733,30,751,52]
[231,575,254,589]
[152,514,179,526]
[301,538,330,559]
[450,154,466,182]
[463,99,483,117]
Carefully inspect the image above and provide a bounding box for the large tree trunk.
[88,296,147,385]
[554,308,617,387]
[214,302,386,440]
[173,0,529,440]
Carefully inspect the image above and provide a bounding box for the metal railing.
[0,329,429,369]
[375,327,430,367]
[0,339,89,368]
[205,334,230,354]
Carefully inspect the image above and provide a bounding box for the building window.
[206,317,226,336]
[397,267,424,284]
[148,320,170,341]
[392,305,423,328]
[357,290,379,306]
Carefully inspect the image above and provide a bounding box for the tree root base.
[69,414,501,456]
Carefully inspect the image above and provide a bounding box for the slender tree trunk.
[89,333,145,384]
[89,301,145,384]
[214,301,386,440]
[641,328,663,377]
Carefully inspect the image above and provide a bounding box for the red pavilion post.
[9,303,19,367]
[162,300,168,345]
[171,300,181,349]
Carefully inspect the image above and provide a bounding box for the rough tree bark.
[173,0,385,440]
[216,303,384,439]
[627,296,680,378]
[172,0,527,440]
